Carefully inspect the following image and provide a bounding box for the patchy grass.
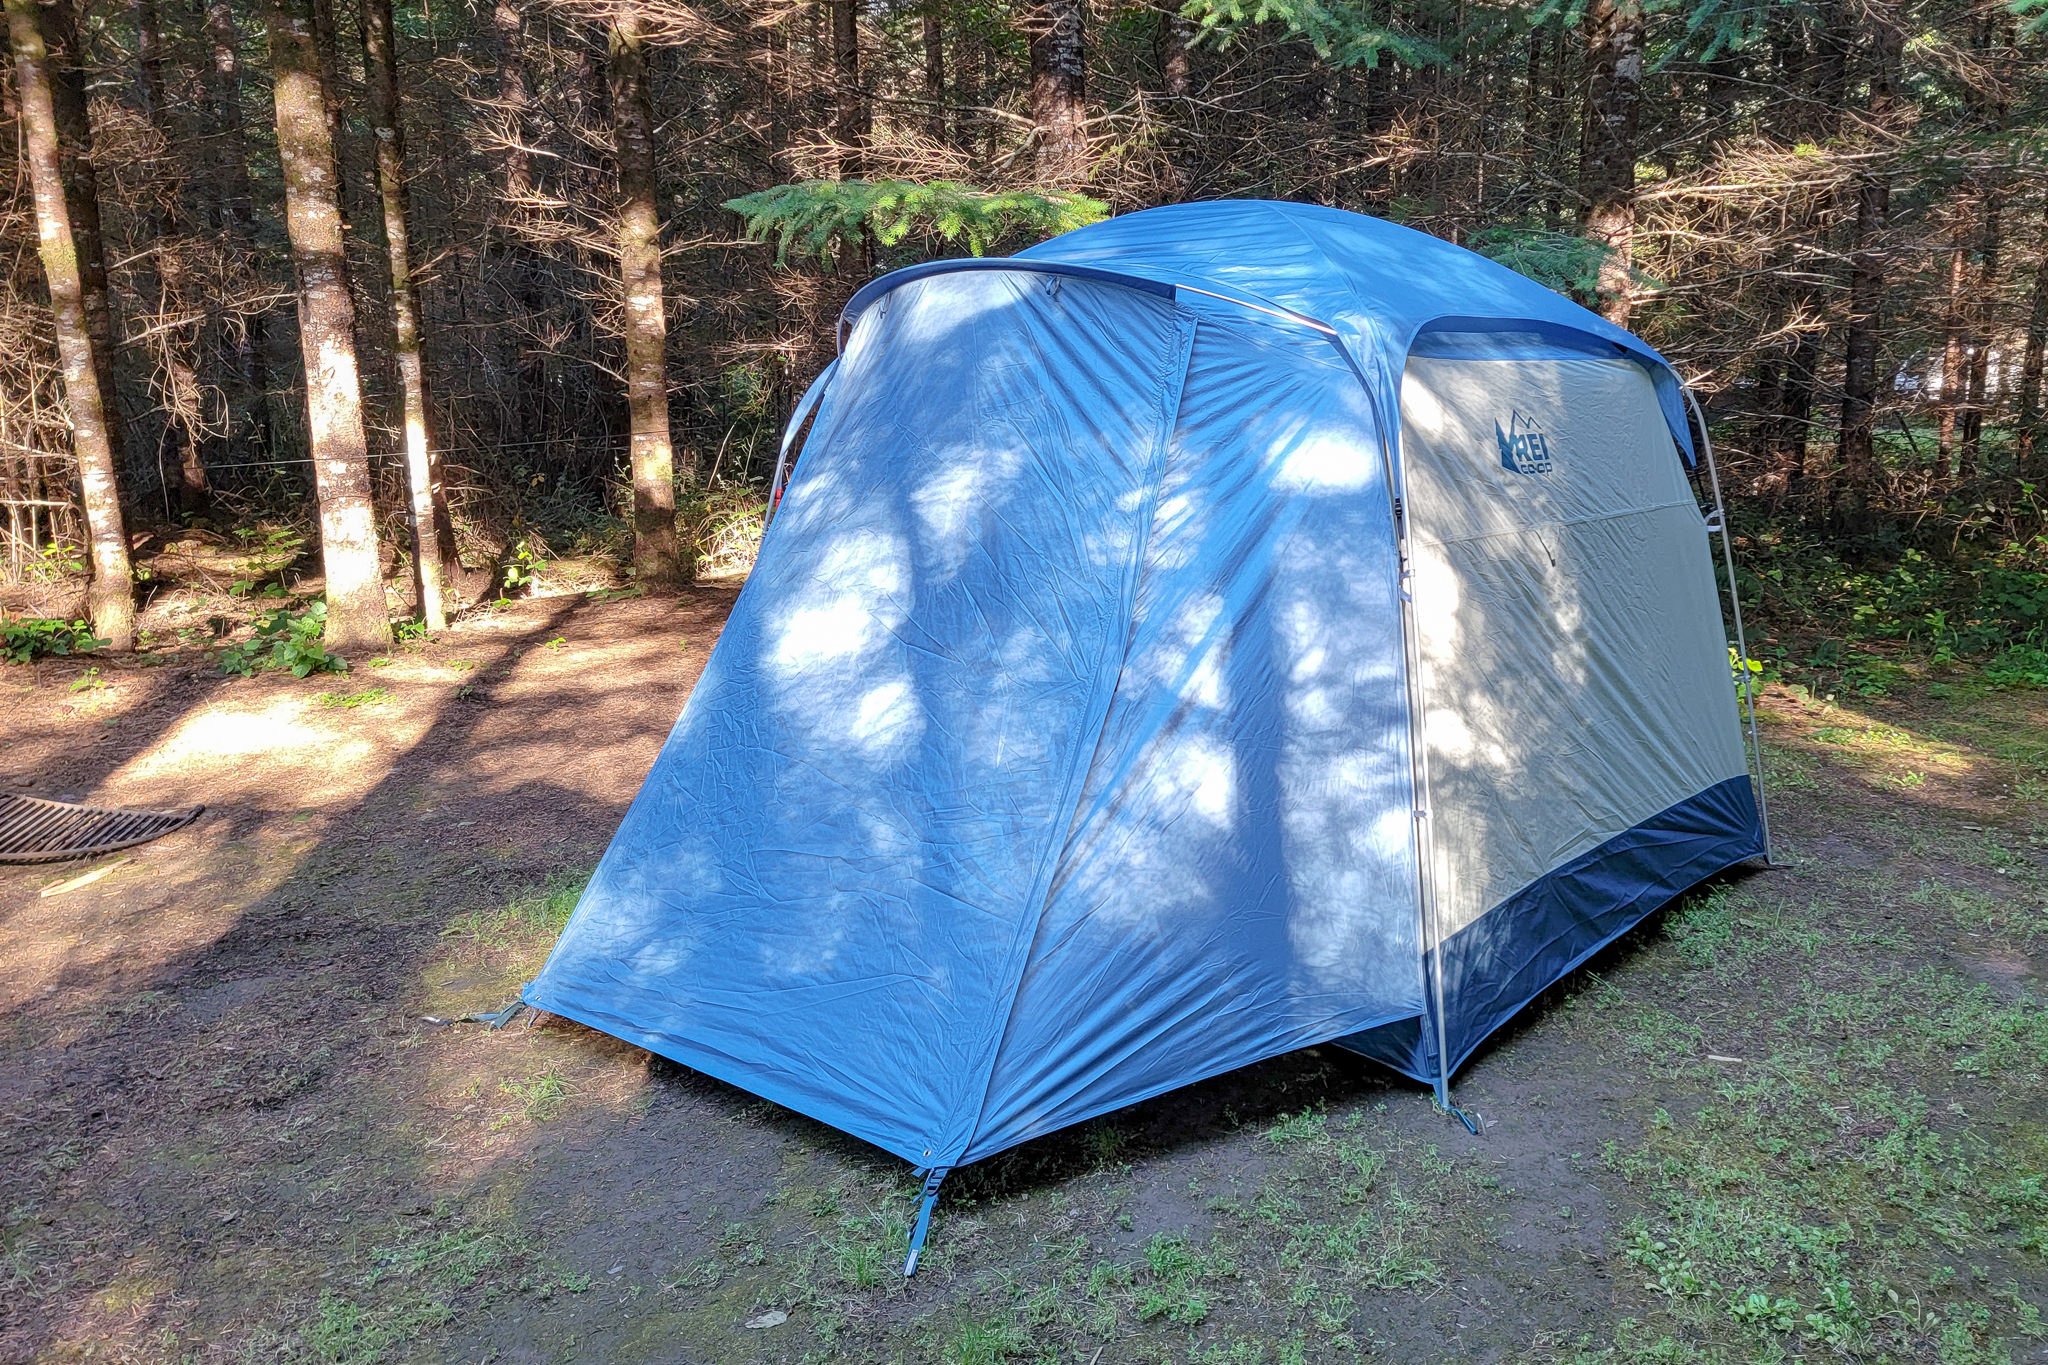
[2,601,2041,1365]
[318,685,393,710]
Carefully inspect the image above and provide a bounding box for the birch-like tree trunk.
[267,0,391,650]
[7,0,134,649]
[608,8,683,587]
[362,0,457,627]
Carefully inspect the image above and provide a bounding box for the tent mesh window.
[0,794,204,864]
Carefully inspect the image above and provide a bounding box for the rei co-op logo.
[1494,410,1554,475]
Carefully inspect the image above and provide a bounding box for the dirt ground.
[1,577,2044,1364]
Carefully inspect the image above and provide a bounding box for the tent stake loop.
[903,1166,950,1277]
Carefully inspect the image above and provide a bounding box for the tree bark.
[134,0,211,516]
[1156,5,1190,100]
[608,8,683,587]
[362,0,456,627]
[1936,238,1965,477]
[7,0,133,648]
[921,2,945,141]
[1837,1,1903,516]
[2016,208,2048,473]
[1576,0,1642,325]
[266,0,391,651]
[199,0,272,463]
[1028,0,1087,184]
[494,0,533,202]
[830,0,866,176]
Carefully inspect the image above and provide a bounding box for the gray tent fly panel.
[525,201,1769,1273]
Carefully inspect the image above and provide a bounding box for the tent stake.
[1684,387,1774,865]
[903,1166,949,1277]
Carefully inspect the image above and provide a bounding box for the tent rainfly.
[525,200,1770,1274]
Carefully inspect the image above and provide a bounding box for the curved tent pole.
[1684,386,1774,864]
[764,358,839,534]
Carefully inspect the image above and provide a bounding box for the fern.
[725,180,1111,266]
[1466,226,1614,298]
[1176,0,1447,68]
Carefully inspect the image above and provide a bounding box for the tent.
[524,200,1769,1271]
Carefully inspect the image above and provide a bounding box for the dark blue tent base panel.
[1338,776,1765,1085]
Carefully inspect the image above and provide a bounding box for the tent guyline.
[526,202,1768,1275]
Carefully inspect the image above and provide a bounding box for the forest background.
[3,0,2048,683]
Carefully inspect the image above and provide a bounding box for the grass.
[318,686,392,709]
[439,868,589,947]
[499,1070,568,1124]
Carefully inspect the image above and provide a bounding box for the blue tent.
[525,201,1768,1271]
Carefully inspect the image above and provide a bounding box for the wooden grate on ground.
[0,794,204,864]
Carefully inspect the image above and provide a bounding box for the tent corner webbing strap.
[0,793,204,864]
[902,1167,950,1277]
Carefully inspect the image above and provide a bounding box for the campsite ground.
[1,551,2044,1365]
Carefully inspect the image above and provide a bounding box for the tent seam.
[933,302,1203,1164]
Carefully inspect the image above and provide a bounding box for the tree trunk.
[1936,238,1964,478]
[494,0,533,200]
[1577,0,1642,325]
[830,0,866,176]
[266,0,391,651]
[1156,5,1189,99]
[1959,193,2005,475]
[200,0,272,463]
[134,0,211,516]
[609,8,683,587]
[361,0,456,627]
[921,2,945,141]
[1837,2,1903,516]
[2016,208,2047,473]
[7,0,133,649]
[40,0,118,428]
[1028,0,1087,185]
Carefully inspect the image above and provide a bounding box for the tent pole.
[1685,386,1774,864]
[1370,380,1472,1135]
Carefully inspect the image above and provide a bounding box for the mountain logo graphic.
[1494,411,1554,475]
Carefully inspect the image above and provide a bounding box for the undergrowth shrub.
[1742,529,2048,692]
[1,617,107,664]
[217,602,348,678]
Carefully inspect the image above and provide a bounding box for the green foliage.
[947,1315,1031,1365]
[498,1072,567,1123]
[1728,647,1764,694]
[1727,1290,1801,1332]
[217,602,349,678]
[1,618,107,664]
[1746,533,2048,691]
[726,180,1110,265]
[1177,0,1445,67]
[499,534,548,596]
[1467,225,1613,298]
[318,686,391,710]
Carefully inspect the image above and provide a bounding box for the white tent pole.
[1684,386,1774,863]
